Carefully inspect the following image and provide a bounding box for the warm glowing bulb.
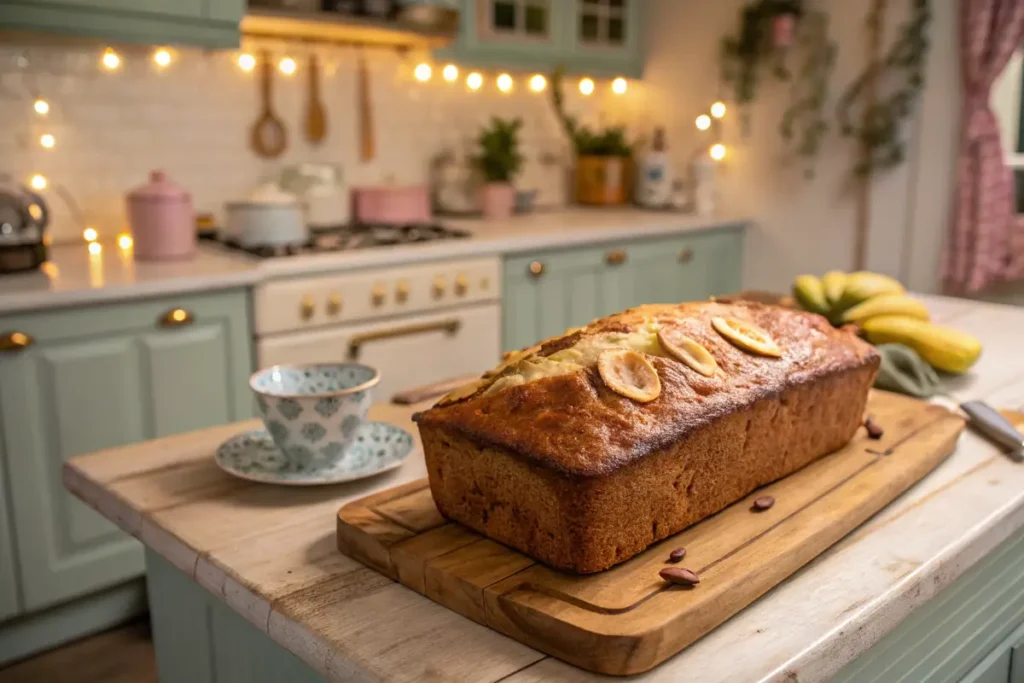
[83,227,98,242]
[710,143,727,161]
[529,74,547,92]
[34,99,49,115]
[29,174,47,190]
[467,72,483,90]
[443,64,458,82]
[237,53,256,72]
[88,242,102,255]
[279,57,296,75]
[611,77,627,94]
[118,233,133,249]
[153,49,172,68]
[496,73,513,92]
[711,101,727,118]
[414,63,432,82]
[40,134,55,149]
[579,78,595,96]
[101,49,120,70]
[695,114,712,131]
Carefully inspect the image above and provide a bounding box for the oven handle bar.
[347,318,461,360]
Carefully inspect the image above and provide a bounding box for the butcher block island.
[64,295,1024,683]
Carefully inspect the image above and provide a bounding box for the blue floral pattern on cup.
[250,363,378,472]
[215,422,414,486]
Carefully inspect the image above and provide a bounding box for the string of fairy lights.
[24,45,728,251]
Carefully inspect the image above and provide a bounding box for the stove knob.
[327,292,343,315]
[300,295,316,320]
[432,276,446,300]
[480,276,490,291]
[371,285,387,307]
[395,280,410,304]
[454,274,469,297]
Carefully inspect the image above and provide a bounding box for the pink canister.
[126,170,195,260]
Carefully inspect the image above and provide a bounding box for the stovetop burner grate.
[199,222,471,259]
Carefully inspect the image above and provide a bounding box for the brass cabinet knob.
[300,295,316,320]
[395,280,410,304]
[432,276,446,300]
[326,292,343,315]
[0,331,34,352]
[480,276,490,291]
[605,249,627,266]
[158,308,194,328]
[679,247,694,264]
[371,285,387,307]
[528,261,545,278]
[454,274,469,296]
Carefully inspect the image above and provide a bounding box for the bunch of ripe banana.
[791,271,982,374]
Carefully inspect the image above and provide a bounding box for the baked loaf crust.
[415,301,880,573]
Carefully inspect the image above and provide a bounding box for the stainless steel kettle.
[0,180,49,246]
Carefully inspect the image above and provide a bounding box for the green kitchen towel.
[873,343,942,398]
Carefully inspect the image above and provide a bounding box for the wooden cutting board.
[336,391,968,676]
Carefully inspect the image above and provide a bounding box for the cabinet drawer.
[0,289,250,345]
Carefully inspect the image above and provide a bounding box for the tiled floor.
[0,621,156,683]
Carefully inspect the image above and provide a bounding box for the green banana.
[792,275,830,316]
[822,270,847,306]
[835,271,905,313]
[840,294,930,324]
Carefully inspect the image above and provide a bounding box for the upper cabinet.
[436,0,645,77]
[0,0,245,48]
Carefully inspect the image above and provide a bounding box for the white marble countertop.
[64,294,1024,682]
[0,209,746,314]
[0,241,261,315]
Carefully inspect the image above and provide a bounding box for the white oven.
[253,257,502,401]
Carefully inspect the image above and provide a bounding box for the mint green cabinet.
[0,436,20,624]
[436,0,645,77]
[501,227,745,352]
[0,0,243,48]
[0,289,253,614]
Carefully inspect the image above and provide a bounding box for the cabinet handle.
[0,331,34,352]
[158,308,194,328]
[606,249,627,266]
[679,247,694,264]
[348,318,461,360]
[528,261,545,278]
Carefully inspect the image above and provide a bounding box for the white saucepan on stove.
[223,184,307,247]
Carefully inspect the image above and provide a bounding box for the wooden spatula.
[357,52,375,162]
[305,53,327,145]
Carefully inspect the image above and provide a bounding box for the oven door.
[257,303,502,401]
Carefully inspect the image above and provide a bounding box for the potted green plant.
[549,67,634,205]
[473,116,524,219]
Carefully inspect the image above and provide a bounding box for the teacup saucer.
[215,421,414,486]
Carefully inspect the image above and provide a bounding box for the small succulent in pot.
[474,116,524,219]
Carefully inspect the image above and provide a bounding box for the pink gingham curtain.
[944,0,1024,292]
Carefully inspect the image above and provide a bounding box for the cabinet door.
[0,293,252,611]
[564,0,645,77]
[0,334,148,611]
[0,433,21,623]
[503,252,605,352]
[625,230,745,309]
[12,0,202,18]
[438,0,568,74]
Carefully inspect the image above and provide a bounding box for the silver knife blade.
[960,400,1024,461]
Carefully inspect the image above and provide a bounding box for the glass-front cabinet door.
[577,0,627,47]
[568,0,644,76]
[478,0,552,43]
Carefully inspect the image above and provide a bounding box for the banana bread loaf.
[414,301,880,573]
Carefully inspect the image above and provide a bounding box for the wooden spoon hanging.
[305,53,327,145]
[357,52,375,162]
[250,50,287,159]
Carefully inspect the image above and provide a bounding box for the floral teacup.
[249,363,378,471]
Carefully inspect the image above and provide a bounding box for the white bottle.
[636,128,673,209]
[691,153,717,216]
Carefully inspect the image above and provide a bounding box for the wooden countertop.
[64,294,1024,683]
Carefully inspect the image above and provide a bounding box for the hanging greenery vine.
[779,9,836,178]
[836,0,931,177]
[720,0,837,175]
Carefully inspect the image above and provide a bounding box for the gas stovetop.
[200,223,471,259]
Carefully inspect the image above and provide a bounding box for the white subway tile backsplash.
[1,42,641,243]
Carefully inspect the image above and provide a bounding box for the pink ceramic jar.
[126,170,195,260]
